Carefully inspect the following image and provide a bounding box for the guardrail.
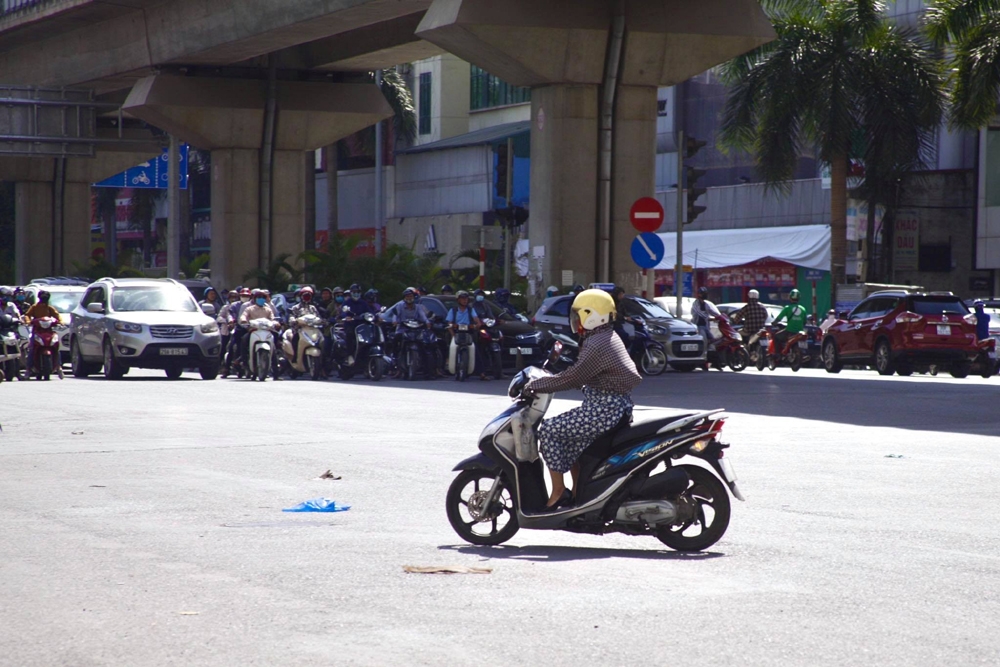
[1,0,49,17]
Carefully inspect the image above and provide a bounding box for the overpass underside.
[0,0,773,289]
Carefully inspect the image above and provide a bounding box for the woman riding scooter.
[525,289,642,508]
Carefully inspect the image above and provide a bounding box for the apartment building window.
[418,72,432,135]
[470,66,530,111]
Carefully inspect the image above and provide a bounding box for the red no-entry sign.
[630,197,664,233]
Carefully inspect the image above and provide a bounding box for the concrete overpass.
[0,0,774,289]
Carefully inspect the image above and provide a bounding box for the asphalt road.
[1,367,998,666]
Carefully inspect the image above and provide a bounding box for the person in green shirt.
[772,289,808,353]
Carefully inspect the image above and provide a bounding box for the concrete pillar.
[211,148,260,290]
[124,75,393,287]
[14,180,53,284]
[529,85,599,290]
[611,85,658,291]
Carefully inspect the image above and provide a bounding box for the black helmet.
[403,287,417,298]
[38,290,51,303]
[349,283,361,293]
[698,286,709,298]
[441,284,454,294]
[364,288,378,301]
[473,288,485,297]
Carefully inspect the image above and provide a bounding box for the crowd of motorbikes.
[222,302,507,384]
[703,313,821,373]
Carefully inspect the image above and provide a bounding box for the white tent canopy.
[655,224,831,271]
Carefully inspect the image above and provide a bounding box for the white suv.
[69,278,222,380]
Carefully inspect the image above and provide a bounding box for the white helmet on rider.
[748,289,759,300]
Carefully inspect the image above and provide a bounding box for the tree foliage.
[926,0,1000,128]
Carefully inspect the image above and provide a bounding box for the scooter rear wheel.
[655,465,731,552]
[446,469,519,546]
[728,347,750,372]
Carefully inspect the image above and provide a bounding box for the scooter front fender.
[452,452,500,473]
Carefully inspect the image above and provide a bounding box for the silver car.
[69,278,223,380]
[531,294,707,372]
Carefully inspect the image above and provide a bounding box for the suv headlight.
[200,321,219,334]
[114,322,142,334]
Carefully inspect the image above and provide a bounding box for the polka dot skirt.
[538,387,633,473]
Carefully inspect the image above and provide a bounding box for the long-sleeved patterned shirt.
[731,301,769,335]
[529,323,641,396]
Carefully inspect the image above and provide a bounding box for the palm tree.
[242,252,303,293]
[926,0,1000,129]
[720,0,944,286]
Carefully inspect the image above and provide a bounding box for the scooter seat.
[610,413,698,449]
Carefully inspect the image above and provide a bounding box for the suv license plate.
[681,343,699,352]
[936,325,950,336]
[160,348,189,356]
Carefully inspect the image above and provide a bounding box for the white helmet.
[748,289,759,300]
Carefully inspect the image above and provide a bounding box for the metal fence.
[1,0,48,16]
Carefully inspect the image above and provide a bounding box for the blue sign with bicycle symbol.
[94,144,189,190]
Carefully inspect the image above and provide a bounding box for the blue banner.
[94,144,189,189]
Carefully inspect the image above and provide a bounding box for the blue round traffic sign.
[631,232,665,269]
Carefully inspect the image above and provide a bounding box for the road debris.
[884,454,905,459]
[316,470,342,480]
[403,565,493,575]
[178,611,200,616]
[282,498,351,513]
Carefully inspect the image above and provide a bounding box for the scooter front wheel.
[446,469,519,546]
[729,347,750,372]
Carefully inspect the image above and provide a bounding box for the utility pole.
[374,70,384,256]
[167,134,180,279]
[503,136,513,290]
[675,130,684,316]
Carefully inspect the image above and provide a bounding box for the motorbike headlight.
[114,322,142,334]
[200,321,219,334]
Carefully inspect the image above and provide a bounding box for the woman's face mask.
[476,295,485,302]
[351,291,361,300]
[255,298,266,306]
[335,295,345,304]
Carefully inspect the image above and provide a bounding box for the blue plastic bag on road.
[282,498,352,513]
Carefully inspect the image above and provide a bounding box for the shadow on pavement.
[373,369,1000,437]
[439,543,725,562]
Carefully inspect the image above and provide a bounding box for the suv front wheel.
[822,339,842,374]
[103,339,127,380]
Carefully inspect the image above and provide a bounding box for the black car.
[419,295,545,368]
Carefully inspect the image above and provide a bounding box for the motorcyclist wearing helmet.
[691,286,723,348]
[316,287,335,319]
[772,289,808,354]
[238,289,278,368]
[546,285,560,298]
[440,284,455,296]
[384,287,434,378]
[526,290,641,508]
[973,300,991,342]
[199,287,221,317]
[218,289,242,376]
[363,288,382,314]
[23,290,63,376]
[731,289,769,346]
[470,289,490,319]
[340,283,372,320]
[0,287,19,319]
[494,288,518,317]
[12,287,29,315]
[288,286,320,365]
[610,285,634,348]
[447,290,485,379]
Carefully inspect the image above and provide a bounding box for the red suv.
[821,291,979,377]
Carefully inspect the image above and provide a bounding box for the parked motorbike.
[972,338,998,378]
[28,316,62,381]
[280,313,325,380]
[448,324,477,381]
[246,318,279,382]
[0,313,22,381]
[706,314,749,372]
[625,317,668,376]
[479,317,505,380]
[756,324,809,372]
[445,341,743,551]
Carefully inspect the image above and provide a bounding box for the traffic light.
[685,165,707,224]
[685,135,707,159]
[495,143,509,200]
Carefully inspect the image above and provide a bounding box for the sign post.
[676,130,684,317]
